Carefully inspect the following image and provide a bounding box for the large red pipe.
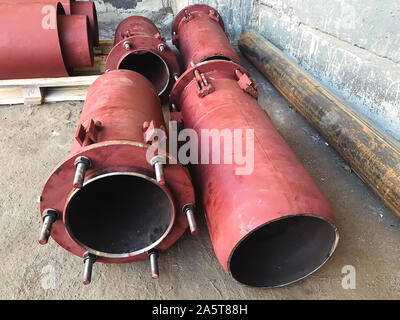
[6,0,99,46]
[40,70,195,283]
[0,2,93,79]
[106,16,180,98]
[171,4,240,69]
[171,4,339,286]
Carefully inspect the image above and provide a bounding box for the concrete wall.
[170,0,255,40]
[94,0,174,40]
[95,0,400,141]
[170,0,400,141]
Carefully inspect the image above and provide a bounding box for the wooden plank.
[21,86,44,105]
[96,40,114,56]
[0,76,99,105]
[0,75,99,89]
[45,86,91,103]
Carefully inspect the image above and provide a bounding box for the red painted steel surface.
[41,70,195,264]
[113,16,160,46]
[8,1,99,45]
[170,59,338,287]
[58,15,94,68]
[171,4,240,69]
[0,2,69,79]
[0,1,94,79]
[60,0,72,14]
[106,16,180,98]
[70,0,99,46]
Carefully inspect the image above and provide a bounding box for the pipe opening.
[201,54,233,63]
[65,172,175,258]
[118,51,170,96]
[229,215,338,287]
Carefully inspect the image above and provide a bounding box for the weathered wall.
[170,0,254,40]
[170,0,400,141]
[94,0,174,39]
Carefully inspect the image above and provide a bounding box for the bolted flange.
[183,204,198,235]
[151,155,167,185]
[38,209,59,245]
[83,252,97,285]
[148,249,160,279]
[73,156,92,189]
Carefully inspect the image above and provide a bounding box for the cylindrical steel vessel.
[171,4,240,69]
[40,70,195,269]
[170,60,339,287]
[6,0,99,46]
[60,0,72,14]
[70,0,99,46]
[0,2,93,79]
[106,16,180,98]
[58,14,94,68]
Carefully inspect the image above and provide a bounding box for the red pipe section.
[171,5,339,287]
[0,2,94,79]
[59,0,72,14]
[58,14,94,68]
[106,16,180,98]
[70,0,99,46]
[40,70,195,283]
[7,0,99,46]
[172,4,240,69]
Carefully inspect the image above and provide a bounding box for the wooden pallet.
[0,40,114,105]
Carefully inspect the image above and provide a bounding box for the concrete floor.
[0,56,399,300]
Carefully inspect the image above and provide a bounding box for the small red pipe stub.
[106,16,180,98]
[171,4,239,68]
[105,36,178,96]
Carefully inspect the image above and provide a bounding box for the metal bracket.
[209,9,220,23]
[143,120,167,145]
[75,119,102,147]
[121,30,132,39]
[235,70,258,99]
[194,69,215,98]
[183,9,194,22]
[154,32,166,42]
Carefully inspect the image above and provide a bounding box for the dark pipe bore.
[118,51,170,96]
[201,54,234,63]
[229,215,338,287]
[65,173,175,257]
